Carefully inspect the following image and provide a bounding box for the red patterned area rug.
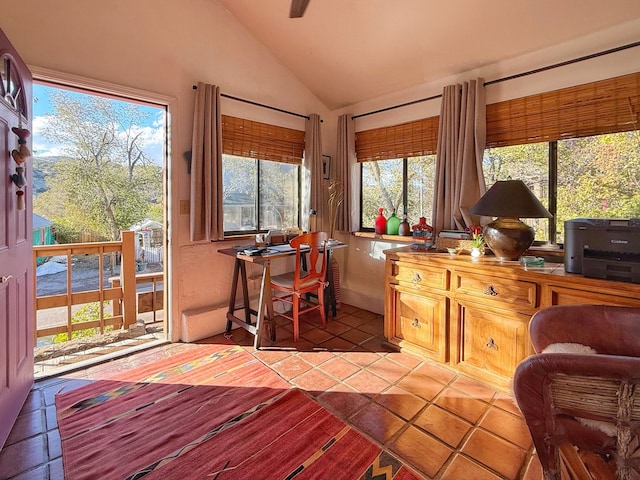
[56,344,423,480]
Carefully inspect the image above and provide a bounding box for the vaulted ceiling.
[217,0,640,110]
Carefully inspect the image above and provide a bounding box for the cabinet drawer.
[391,261,449,292]
[453,271,538,312]
[546,284,640,307]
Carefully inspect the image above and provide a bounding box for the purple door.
[0,27,34,450]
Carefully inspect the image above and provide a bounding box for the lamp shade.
[469,180,551,218]
[470,180,551,261]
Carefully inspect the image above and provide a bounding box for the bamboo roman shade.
[221,115,305,164]
[486,71,640,148]
[355,116,439,162]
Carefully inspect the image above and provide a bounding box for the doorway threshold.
[34,332,168,381]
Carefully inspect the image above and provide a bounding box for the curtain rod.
[352,39,640,120]
[192,85,310,120]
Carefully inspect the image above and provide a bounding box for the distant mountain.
[32,156,62,196]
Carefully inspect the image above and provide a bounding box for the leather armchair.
[514,304,640,480]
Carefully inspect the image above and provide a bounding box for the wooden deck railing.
[109,271,164,324]
[33,231,142,340]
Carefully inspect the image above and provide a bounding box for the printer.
[564,218,640,284]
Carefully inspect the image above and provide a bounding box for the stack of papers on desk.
[263,244,311,255]
[267,244,298,253]
[239,246,266,256]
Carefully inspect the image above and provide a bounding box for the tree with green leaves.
[34,90,162,241]
[361,159,403,226]
[361,156,436,228]
[557,132,640,226]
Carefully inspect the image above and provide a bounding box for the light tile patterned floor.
[0,305,543,479]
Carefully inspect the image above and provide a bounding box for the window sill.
[353,232,415,243]
[352,232,565,256]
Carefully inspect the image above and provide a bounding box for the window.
[357,71,640,238]
[483,142,550,242]
[221,115,304,234]
[356,116,438,229]
[485,71,640,245]
[360,155,436,229]
[557,132,640,241]
[485,131,640,244]
[223,155,299,233]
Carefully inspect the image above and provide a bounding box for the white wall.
[331,18,640,315]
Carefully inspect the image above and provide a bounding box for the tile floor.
[0,304,543,480]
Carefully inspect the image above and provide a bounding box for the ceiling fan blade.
[289,0,310,18]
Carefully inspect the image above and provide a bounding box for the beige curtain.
[305,113,324,231]
[336,114,355,232]
[433,78,486,233]
[190,82,223,241]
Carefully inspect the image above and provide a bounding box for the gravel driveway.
[36,255,162,297]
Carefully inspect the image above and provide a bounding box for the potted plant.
[466,225,485,257]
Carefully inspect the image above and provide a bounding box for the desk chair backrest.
[271,231,330,341]
[290,231,329,290]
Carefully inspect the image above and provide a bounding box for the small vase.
[374,208,386,234]
[471,247,483,258]
[386,209,400,235]
[398,212,411,236]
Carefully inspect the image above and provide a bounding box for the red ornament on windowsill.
[374,208,386,234]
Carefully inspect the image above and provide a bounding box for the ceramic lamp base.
[483,217,534,261]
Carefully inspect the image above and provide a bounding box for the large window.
[360,155,436,229]
[486,131,640,244]
[484,71,640,245]
[221,115,304,234]
[357,71,640,240]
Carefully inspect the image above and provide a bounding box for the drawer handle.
[484,285,498,296]
[485,337,498,350]
[411,318,420,328]
[0,275,13,283]
[412,272,422,283]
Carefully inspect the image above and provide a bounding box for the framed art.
[322,155,331,179]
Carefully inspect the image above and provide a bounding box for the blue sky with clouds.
[32,83,165,165]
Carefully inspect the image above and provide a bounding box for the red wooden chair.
[270,231,329,341]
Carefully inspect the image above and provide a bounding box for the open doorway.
[31,76,168,377]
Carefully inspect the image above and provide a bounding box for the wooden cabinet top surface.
[384,246,640,297]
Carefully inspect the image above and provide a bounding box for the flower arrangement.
[466,225,485,249]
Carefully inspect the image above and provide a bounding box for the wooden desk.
[219,242,345,348]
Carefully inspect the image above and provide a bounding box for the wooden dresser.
[384,246,640,389]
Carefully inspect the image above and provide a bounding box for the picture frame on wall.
[322,155,331,180]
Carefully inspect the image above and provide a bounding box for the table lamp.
[469,180,552,261]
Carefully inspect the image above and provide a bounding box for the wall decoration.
[322,155,331,180]
[10,125,30,210]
